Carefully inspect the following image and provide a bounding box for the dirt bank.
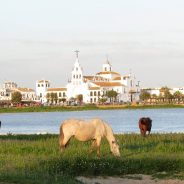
[77,175,184,184]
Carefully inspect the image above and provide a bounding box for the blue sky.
[0,0,184,88]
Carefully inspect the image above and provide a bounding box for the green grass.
[0,134,184,183]
[0,104,184,113]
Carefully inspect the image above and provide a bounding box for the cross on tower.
[75,50,80,58]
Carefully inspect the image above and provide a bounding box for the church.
[36,51,140,104]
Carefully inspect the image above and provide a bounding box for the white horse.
[59,118,120,157]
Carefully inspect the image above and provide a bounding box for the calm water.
[0,108,184,134]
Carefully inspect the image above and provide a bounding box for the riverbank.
[0,104,184,113]
[0,134,184,183]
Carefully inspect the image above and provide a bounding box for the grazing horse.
[59,118,120,157]
[139,117,152,136]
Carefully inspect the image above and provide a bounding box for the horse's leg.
[59,133,72,152]
[96,137,102,158]
[140,129,145,136]
[89,139,97,154]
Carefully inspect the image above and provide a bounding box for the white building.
[142,87,184,97]
[36,52,140,104]
[0,81,17,101]
[14,88,37,102]
[46,88,67,104]
[36,80,51,103]
[0,81,36,102]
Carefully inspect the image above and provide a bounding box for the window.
[40,93,42,97]
[94,98,96,102]
[59,92,61,97]
[98,91,100,96]
[94,91,97,96]
[38,84,40,87]
[90,91,93,96]
[104,67,107,71]
[76,75,78,79]
[42,84,44,87]
[73,75,75,79]
[90,98,93,103]
[76,67,78,71]
[79,74,81,78]
[63,92,66,97]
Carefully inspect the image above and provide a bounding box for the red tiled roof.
[38,80,49,83]
[96,71,120,75]
[93,82,122,87]
[89,87,100,90]
[113,76,121,80]
[16,88,35,92]
[47,88,67,92]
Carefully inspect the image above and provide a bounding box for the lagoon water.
[0,108,184,134]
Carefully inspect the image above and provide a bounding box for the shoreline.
[0,104,184,113]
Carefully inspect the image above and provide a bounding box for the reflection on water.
[0,108,184,134]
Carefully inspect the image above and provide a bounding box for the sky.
[0,0,184,89]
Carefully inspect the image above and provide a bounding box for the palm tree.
[160,86,172,103]
[173,91,183,104]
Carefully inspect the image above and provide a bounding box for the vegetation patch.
[0,104,184,113]
[0,134,184,183]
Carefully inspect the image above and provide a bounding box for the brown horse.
[139,117,152,136]
[59,118,120,157]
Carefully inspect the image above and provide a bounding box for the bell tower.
[102,57,112,72]
[71,50,83,86]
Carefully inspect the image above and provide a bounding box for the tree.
[139,90,151,101]
[173,91,183,99]
[61,98,66,104]
[106,90,118,103]
[50,93,55,103]
[53,93,58,104]
[77,94,83,105]
[11,91,22,104]
[151,94,158,99]
[99,97,107,104]
[173,91,183,104]
[68,97,76,106]
[46,93,51,103]
[160,86,172,99]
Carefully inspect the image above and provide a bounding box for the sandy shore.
[77,175,184,184]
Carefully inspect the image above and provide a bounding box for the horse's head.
[111,140,120,157]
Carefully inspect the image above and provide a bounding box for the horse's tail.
[59,124,65,152]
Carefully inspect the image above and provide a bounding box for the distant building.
[36,80,50,103]
[14,88,36,102]
[46,88,67,104]
[36,52,140,104]
[0,81,36,103]
[0,81,18,101]
[141,87,184,97]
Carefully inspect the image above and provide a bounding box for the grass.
[0,104,184,113]
[0,134,184,183]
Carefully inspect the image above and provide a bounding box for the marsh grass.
[0,104,184,113]
[0,134,184,183]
